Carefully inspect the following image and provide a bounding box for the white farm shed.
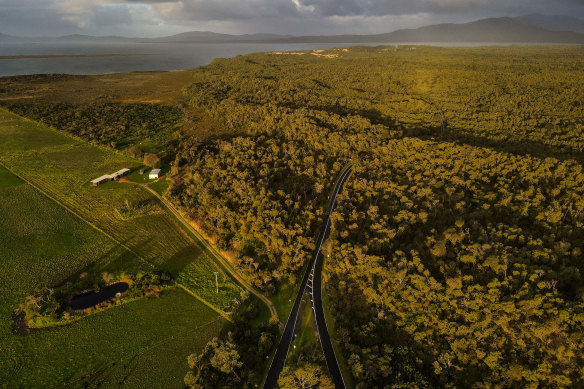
[149,169,162,179]
[111,168,131,180]
[91,174,113,186]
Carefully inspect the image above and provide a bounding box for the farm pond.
[70,282,129,310]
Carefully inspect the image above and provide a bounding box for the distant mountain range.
[515,14,584,34]
[2,15,583,45]
[147,31,293,43]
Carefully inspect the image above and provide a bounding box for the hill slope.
[277,17,584,43]
[515,14,584,34]
[2,16,583,44]
[150,17,584,43]
[150,31,291,43]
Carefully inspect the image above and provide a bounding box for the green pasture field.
[124,167,155,184]
[269,282,296,323]
[291,294,318,352]
[0,109,241,313]
[0,166,225,387]
[150,177,170,195]
[0,165,24,188]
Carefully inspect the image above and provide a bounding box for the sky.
[0,0,583,37]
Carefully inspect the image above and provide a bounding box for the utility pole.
[214,272,219,294]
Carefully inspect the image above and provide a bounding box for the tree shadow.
[406,126,584,164]
[327,277,444,387]
[157,244,205,277]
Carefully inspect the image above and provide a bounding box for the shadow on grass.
[161,244,205,277]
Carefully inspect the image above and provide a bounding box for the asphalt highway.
[263,165,352,389]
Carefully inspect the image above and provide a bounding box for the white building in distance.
[149,168,162,179]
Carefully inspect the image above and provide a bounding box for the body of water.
[0,41,366,76]
[70,282,129,310]
[0,41,552,76]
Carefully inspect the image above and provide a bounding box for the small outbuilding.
[149,168,162,180]
[91,174,113,186]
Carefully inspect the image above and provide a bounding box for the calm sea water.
[0,41,539,76]
[0,41,369,76]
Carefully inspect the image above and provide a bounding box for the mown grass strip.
[177,285,233,322]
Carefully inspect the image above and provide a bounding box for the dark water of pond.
[70,282,129,310]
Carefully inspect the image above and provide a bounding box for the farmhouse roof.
[91,174,112,184]
[112,168,131,176]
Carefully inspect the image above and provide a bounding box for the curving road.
[263,165,352,389]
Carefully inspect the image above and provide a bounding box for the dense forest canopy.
[169,46,584,387]
[2,46,584,388]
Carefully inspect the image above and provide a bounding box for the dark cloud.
[296,0,584,17]
[156,0,299,21]
[149,0,584,35]
[124,0,180,3]
[0,0,81,36]
[0,0,582,37]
